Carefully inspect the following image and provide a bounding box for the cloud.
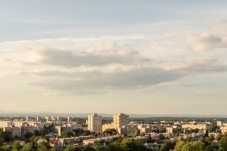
[180,59,227,73]
[185,33,225,51]
[35,48,150,67]
[1,34,227,95]
[29,66,183,94]
[163,58,227,73]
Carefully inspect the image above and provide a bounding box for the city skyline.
[0,1,227,114]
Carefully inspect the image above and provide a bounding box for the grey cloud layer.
[185,33,227,51]
[38,49,150,67]
[31,67,183,93]
[25,48,182,92]
[24,46,227,94]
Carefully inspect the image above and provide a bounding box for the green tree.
[103,129,118,136]
[0,130,13,142]
[0,144,11,151]
[180,141,206,151]
[160,141,176,151]
[120,138,150,151]
[20,143,33,151]
[12,141,22,151]
[37,142,55,151]
[64,145,82,151]
[83,146,96,151]
[61,132,74,138]
[219,135,227,151]
[106,141,125,151]
[173,141,186,151]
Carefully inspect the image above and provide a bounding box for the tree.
[0,144,11,151]
[0,130,13,142]
[83,146,96,151]
[73,128,92,136]
[40,124,56,136]
[209,122,218,133]
[219,135,227,151]
[37,142,55,151]
[12,141,22,150]
[64,145,82,151]
[120,138,151,151]
[92,144,105,151]
[61,132,74,138]
[102,129,118,136]
[20,143,33,151]
[173,141,186,151]
[177,141,206,151]
[106,141,124,151]
[160,141,176,151]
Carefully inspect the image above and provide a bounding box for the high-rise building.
[67,116,72,124]
[25,116,29,121]
[87,114,102,133]
[113,113,129,128]
[56,116,62,122]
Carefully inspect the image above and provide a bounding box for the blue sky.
[0,0,227,114]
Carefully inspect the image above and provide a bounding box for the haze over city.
[0,0,227,115]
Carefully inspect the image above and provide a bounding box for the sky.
[0,0,227,115]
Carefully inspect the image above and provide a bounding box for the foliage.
[102,129,118,136]
[73,128,92,136]
[181,141,206,151]
[64,145,82,151]
[12,141,22,150]
[160,141,176,151]
[0,130,13,143]
[219,134,227,151]
[61,132,74,138]
[173,141,186,151]
[0,144,11,151]
[40,124,56,136]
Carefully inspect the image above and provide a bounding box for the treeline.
[64,138,151,151]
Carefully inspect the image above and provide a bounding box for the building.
[166,127,173,134]
[25,116,30,121]
[87,114,102,133]
[36,117,40,122]
[182,123,209,130]
[113,113,129,128]
[56,126,73,136]
[0,121,12,128]
[102,123,115,132]
[56,116,62,122]
[217,121,222,127]
[67,117,72,124]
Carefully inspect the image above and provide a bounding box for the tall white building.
[113,113,129,128]
[87,114,102,133]
[56,116,62,122]
[67,116,72,124]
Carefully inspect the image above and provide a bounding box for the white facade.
[87,114,102,133]
[182,124,209,130]
[113,113,129,128]
[0,121,12,128]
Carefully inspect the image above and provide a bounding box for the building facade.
[87,114,102,133]
[113,113,129,128]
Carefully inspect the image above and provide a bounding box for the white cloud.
[1,30,227,95]
[184,33,224,51]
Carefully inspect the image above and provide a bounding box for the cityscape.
[1,0,227,151]
[0,113,227,150]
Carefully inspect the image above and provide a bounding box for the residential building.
[113,113,129,128]
[87,114,102,133]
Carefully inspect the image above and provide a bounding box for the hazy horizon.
[0,1,227,114]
